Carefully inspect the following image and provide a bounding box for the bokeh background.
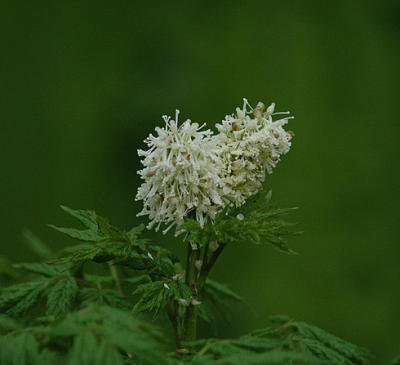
[1,0,399,362]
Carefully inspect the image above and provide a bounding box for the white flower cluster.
[136,111,225,233]
[215,99,293,206]
[135,99,293,233]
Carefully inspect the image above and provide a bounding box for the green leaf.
[202,279,247,324]
[46,276,79,317]
[126,224,146,243]
[0,332,40,365]
[133,280,191,316]
[0,280,48,316]
[59,205,99,231]
[96,215,124,240]
[51,306,167,364]
[95,340,124,365]
[67,330,99,365]
[78,287,131,310]
[13,262,66,277]
[181,188,299,254]
[132,281,169,314]
[295,321,371,365]
[176,316,370,365]
[206,279,244,303]
[48,225,104,242]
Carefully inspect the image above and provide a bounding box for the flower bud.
[209,240,219,252]
[195,260,202,271]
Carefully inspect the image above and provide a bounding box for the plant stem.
[108,260,123,295]
[183,241,199,342]
[166,299,181,348]
[182,241,227,343]
[185,242,197,284]
[197,242,226,289]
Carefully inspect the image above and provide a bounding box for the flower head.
[135,110,224,233]
[136,99,294,233]
[214,99,293,206]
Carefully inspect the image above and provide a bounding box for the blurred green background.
[1,0,399,362]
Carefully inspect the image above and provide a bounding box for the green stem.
[185,242,197,284]
[182,241,227,343]
[197,242,226,289]
[166,299,181,348]
[183,242,199,342]
[108,260,123,295]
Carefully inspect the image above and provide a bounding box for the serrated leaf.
[48,225,104,242]
[201,279,248,325]
[0,279,48,316]
[13,262,66,277]
[49,306,167,364]
[67,330,98,365]
[126,224,145,243]
[133,280,191,316]
[0,332,40,365]
[133,281,168,314]
[96,215,124,240]
[181,188,299,254]
[46,276,79,317]
[179,316,370,365]
[206,279,244,303]
[78,288,131,310]
[60,206,99,231]
[94,340,124,365]
[295,321,371,365]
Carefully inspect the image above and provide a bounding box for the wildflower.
[136,100,294,233]
[214,99,293,206]
[136,110,225,233]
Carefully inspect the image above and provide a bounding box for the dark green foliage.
[78,287,127,308]
[51,206,178,279]
[133,278,191,316]
[181,189,298,253]
[0,332,41,365]
[171,316,370,365]
[0,203,374,364]
[0,306,166,365]
[48,205,104,242]
[0,262,79,319]
[13,262,67,277]
[199,279,246,325]
[0,279,48,316]
[46,276,78,316]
